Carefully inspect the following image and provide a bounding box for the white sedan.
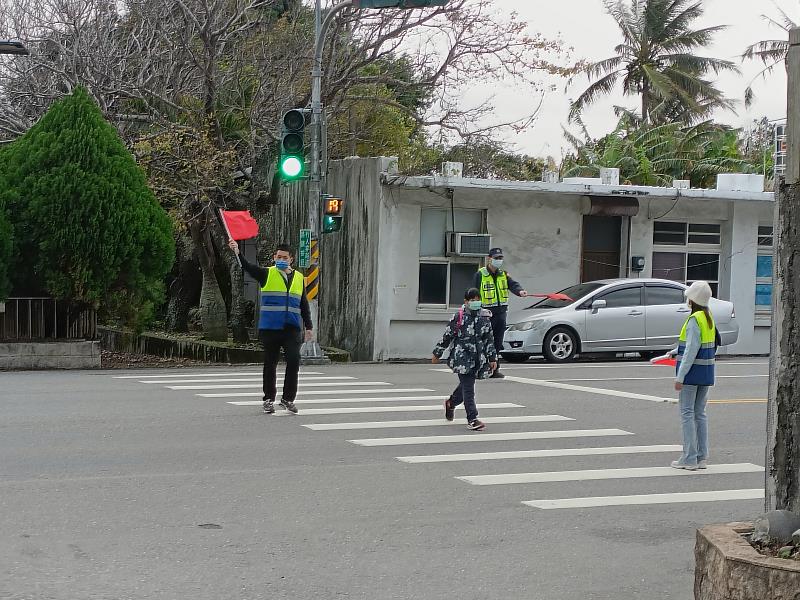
[502,278,739,363]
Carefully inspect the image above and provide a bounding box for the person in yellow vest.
[668,281,717,470]
[473,247,528,378]
[228,240,313,415]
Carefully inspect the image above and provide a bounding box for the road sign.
[299,229,312,268]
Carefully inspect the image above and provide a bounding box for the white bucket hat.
[685,281,713,307]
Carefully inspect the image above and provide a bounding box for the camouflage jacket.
[432,307,498,378]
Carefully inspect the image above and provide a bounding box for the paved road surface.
[1,358,768,599]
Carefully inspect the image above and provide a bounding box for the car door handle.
[628,310,643,316]
[677,308,691,313]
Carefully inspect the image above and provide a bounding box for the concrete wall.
[321,157,396,361]
[0,341,100,370]
[382,186,584,359]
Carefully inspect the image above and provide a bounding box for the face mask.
[467,300,482,311]
[491,259,504,269]
[275,259,290,270]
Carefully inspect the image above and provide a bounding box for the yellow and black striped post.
[305,239,320,300]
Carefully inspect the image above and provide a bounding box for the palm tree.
[569,0,739,125]
[743,3,796,106]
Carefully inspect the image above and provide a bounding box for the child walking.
[432,288,498,431]
[670,281,717,470]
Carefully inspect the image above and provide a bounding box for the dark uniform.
[473,248,527,378]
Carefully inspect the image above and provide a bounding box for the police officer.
[473,247,528,378]
[229,239,313,414]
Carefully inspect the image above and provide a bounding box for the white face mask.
[491,259,504,269]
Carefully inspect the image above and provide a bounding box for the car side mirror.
[591,299,607,311]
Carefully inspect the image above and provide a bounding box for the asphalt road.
[1,358,769,600]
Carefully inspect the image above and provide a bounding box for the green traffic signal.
[322,215,342,234]
[279,108,306,181]
[280,155,303,178]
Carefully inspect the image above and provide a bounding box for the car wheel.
[501,353,531,364]
[543,327,578,363]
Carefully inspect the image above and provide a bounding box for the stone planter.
[695,522,800,599]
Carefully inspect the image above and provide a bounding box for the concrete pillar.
[722,202,759,355]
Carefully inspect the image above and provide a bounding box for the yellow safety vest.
[479,267,509,307]
[677,310,716,386]
[259,267,305,330]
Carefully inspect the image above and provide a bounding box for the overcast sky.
[467,0,794,158]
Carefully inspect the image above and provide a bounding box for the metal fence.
[0,297,97,341]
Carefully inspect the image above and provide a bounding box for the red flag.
[650,355,677,367]
[221,210,259,241]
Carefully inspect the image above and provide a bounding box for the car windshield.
[525,282,607,309]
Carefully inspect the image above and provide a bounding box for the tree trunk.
[188,213,228,342]
[210,225,250,343]
[770,178,800,513]
[165,234,201,333]
[641,82,650,125]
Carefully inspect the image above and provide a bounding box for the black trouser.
[489,310,507,356]
[451,373,478,422]
[260,327,302,402]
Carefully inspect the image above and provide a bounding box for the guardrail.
[0,297,97,341]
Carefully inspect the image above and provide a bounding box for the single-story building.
[274,157,775,361]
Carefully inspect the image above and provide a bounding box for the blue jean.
[451,374,478,422]
[677,384,710,465]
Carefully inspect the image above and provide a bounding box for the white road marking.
[224,395,449,405]
[457,463,763,486]
[431,361,767,372]
[113,372,321,379]
[142,376,353,384]
[198,388,433,398]
[548,375,769,383]
[350,429,633,447]
[240,403,523,415]
[523,489,765,510]
[396,444,683,464]
[303,415,572,431]
[503,375,675,403]
[169,381,391,390]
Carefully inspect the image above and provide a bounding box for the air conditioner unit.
[447,232,492,257]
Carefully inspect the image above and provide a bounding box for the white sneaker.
[697,460,708,469]
[671,460,699,471]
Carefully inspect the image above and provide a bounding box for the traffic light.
[279,109,306,180]
[322,196,344,234]
[353,0,449,8]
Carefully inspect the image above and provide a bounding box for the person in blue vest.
[228,240,313,415]
[473,247,528,378]
[669,281,717,470]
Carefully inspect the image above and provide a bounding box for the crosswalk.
[113,367,765,512]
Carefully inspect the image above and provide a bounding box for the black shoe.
[444,397,455,421]
[468,419,486,431]
[263,400,275,414]
[490,370,505,379]
[280,398,299,414]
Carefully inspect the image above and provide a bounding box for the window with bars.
[418,208,486,307]
[756,225,774,315]
[652,221,721,296]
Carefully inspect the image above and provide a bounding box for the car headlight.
[509,319,544,332]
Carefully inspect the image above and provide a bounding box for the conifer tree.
[0,87,174,328]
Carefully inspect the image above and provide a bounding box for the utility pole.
[301,0,448,359]
[766,27,800,513]
[302,0,353,359]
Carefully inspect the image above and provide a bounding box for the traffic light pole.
[303,0,353,359]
